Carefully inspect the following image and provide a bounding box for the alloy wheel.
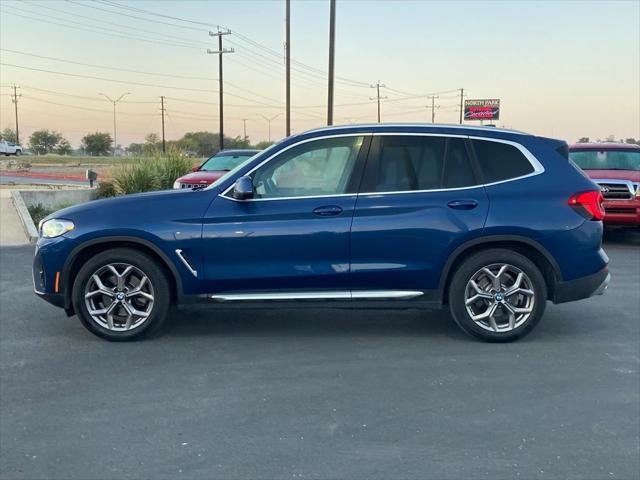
[84,263,155,331]
[464,263,535,333]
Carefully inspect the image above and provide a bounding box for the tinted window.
[472,139,534,183]
[366,136,477,192]
[252,136,363,198]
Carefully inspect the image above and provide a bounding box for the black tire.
[14,150,21,156]
[448,248,547,342]
[72,248,171,341]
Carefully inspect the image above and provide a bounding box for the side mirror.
[232,176,254,200]
[191,166,199,172]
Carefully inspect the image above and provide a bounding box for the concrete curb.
[10,190,39,243]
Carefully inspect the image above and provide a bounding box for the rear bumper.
[553,266,610,304]
[603,199,640,226]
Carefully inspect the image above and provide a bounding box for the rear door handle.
[313,205,343,216]
[447,199,479,210]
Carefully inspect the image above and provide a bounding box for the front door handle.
[447,199,479,210]
[313,205,343,216]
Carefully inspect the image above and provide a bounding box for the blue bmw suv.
[33,124,610,342]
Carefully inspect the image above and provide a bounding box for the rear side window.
[365,136,477,192]
[472,139,534,183]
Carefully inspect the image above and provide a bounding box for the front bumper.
[602,198,640,226]
[553,266,610,304]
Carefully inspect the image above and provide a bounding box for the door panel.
[201,134,369,294]
[201,195,356,292]
[350,135,488,291]
[350,188,488,291]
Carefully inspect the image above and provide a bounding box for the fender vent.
[175,249,197,277]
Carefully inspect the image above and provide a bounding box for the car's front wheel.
[448,249,547,342]
[72,248,171,341]
[14,149,21,156]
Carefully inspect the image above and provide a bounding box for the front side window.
[251,136,364,199]
[363,135,477,193]
[472,139,535,183]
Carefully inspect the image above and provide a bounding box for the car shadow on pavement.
[163,306,468,341]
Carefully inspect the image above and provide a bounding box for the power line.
[1,49,216,81]
[1,7,204,51]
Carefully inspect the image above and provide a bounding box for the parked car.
[0,139,22,156]
[173,149,261,189]
[34,124,609,342]
[569,143,639,227]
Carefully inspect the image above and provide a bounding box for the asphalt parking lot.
[1,230,639,480]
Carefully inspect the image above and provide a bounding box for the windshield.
[200,153,257,171]
[569,149,640,171]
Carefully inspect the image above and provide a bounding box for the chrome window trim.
[210,290,424,301]
[306,123,528,136]
[219,132,545,202]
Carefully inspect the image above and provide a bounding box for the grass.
[24,154,206,166]
[24,155,141,166]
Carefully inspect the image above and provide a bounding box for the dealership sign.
[464,99,500,121]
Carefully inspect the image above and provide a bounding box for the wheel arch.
[61,236,183,314]
[439,235,562,304]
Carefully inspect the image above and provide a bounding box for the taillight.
[569,190,605,221]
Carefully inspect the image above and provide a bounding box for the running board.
[210,290,424,302]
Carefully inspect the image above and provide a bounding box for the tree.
[29,129,63,154]
[1,128,17,143]
[625,138,639,145]
[577,137,590,143]
[145,133,159,145]
[55,139,73,155]
[81,132,113,156]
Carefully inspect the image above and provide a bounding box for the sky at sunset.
[1,0,639,148]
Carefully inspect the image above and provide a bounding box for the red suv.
[569,143,639,227]
[173,149,260,189]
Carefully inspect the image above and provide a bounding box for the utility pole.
[99,92,131,156]
[208,28,234,151]
[258,113,282,143]
[285,0,291,136]
[428,95,439,123]
[241,118,248,141]
[160,96,166,153]
[11,85,20,144]
[369,81,387,123]
[459,88,464,124]
[327,0,336,126]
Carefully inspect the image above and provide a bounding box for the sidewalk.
[0,190,30,246]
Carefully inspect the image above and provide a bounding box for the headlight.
[40,219,74,238]
[636,185,640,198]
[173,180,181,189]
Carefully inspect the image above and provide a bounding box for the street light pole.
[99,92,131,156]
[258,113,282,143]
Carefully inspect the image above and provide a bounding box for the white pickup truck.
[0,139,23,156]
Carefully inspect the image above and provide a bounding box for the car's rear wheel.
[72,248,170,341]
[448,249,547,342]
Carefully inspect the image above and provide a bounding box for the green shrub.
[95,180,117,199]
[111,147,192,194]
[149,149,193,190]
[28,203,54,226]
[112,160,159,194]
[28,202,73,225]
